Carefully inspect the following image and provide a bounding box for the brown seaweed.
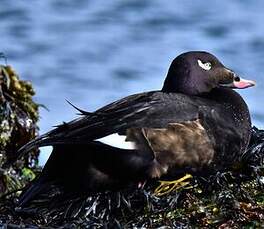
[0,63,40,197]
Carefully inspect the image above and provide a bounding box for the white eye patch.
[197,59,212,71]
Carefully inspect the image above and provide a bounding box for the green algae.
[0,63,39,196]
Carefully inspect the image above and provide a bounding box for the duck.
[15,51,255,207]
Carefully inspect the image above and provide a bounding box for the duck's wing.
[14,91,200,160]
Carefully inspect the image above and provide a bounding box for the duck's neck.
[203,87,251,150]
[204,88,249,116]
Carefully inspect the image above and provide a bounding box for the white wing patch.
[96,133,135,150]
[197,59,212,71]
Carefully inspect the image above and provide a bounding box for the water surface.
[0,1,263,164]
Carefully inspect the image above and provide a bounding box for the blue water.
[0,1,263,165]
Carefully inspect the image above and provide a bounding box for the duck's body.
[15,51,255,207]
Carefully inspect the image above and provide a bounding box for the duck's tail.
[16,176,50,208]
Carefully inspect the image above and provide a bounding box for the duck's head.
[162,51,256,95]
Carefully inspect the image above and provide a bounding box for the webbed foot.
[154,174,193,196]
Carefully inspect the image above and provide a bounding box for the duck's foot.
[154,174,193,196]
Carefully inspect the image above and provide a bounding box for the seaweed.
[0,61,40,197]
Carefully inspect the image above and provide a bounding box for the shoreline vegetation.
[0,64,40,195]
[0,65,263,228]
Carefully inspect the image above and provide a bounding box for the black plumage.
[15,51,255,207]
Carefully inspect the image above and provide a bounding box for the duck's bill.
[220,77,256,89]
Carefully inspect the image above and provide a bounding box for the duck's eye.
[197,59,212,71]
[234,76,240,82]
